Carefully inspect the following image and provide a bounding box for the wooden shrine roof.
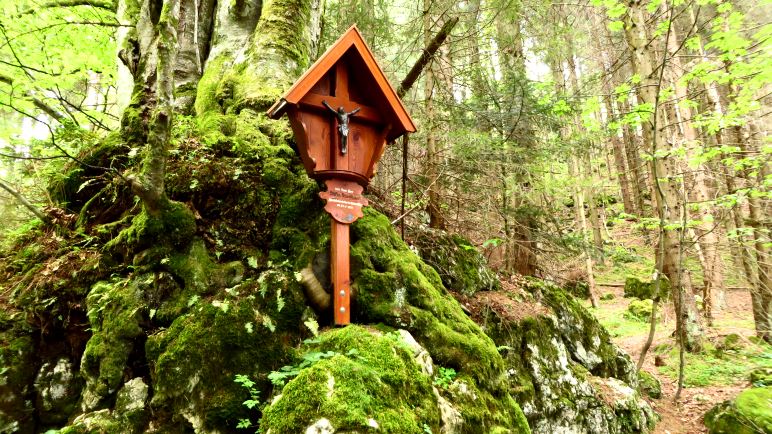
[267,25,416,137]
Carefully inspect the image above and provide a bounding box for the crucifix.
[267,25,416,325]
[322,100,360,155]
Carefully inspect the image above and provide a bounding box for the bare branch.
[397,16,459,98]
[0,178,51,224]
[16,0,115,17]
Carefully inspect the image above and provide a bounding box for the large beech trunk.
[114,0,319,213]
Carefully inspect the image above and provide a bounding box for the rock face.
[466,280,656,434]
[414,235,656,433]
[704,387,772,434]
[413,230,500,296]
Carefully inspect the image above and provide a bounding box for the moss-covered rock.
[637,370,662,399]
[623,277,669,300]
[279,209,531,433]
[80,278,146,411]
[624,298,655,322]
[566,281,591,299]
[477,279,656,434]
[34,357,83,426]
[145,266,307,431]
[414,229,500,296]
[704,387,772,434]
[750,367,772,388]
[58,378,149,434]
[262,326,441,433]
[0,311,37,433]
[719,333,744,351]
[105,200,196,255]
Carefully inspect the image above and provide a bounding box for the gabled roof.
[267,25,416,135]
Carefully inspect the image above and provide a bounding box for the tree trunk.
[603,92,635,215]
[623,0,703,351]
[665,27,726,317]
[423,2,444,229]
[618,97,647,216]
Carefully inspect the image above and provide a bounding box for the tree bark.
[665,26,726,317]
[423,2,444,230]
[623,0,703,351]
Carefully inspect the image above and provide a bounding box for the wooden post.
[331,220,351,325]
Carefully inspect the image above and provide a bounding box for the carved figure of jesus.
[322,100,360,155]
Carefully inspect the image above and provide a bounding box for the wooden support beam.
[331,220,351,325]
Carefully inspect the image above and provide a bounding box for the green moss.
[262,326,440,433]
[0,311,36,427]
[624,298,655,322]
[145,268,305,430]
[656,340,772,387]
[414,231,500,296]
[704,387,772,434]
[750,367,772,387]
[80,278,145,410]
[232,0,312,112]
[146,240,244,324]
[637,371,662,399]
[346,210,528,432]
[720,333,744,351]
[195,55,231,116]
[58,410,121,434]
[106,200,195,254]
[623,277,669,300]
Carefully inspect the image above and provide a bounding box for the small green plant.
[433,367,457,389]
[268,349,359,387]
[234,374,261,430]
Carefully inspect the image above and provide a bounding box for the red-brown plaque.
[267,25,416,325]
[319,180,368,224]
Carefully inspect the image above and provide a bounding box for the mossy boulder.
[58,378,149,434]
[704,387,772,434]
[623,277,669,300]
[34,357,82,426]
[414,229,500,296]
[566,281,591,299]
[79,278,146,411]
[624,298,655,322]
[601,293,615,301]
[750,368,772,388]
[144,265,307,431]
[719,333,744,351]
[345,210,529,432]
[477,279,656,433]
[261,326,441,433]
[638,371,662,399]
[0,311,37,433]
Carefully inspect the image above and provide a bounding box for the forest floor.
[574,221,772,433]
[589,283,767,433]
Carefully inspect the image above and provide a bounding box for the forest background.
[0,0,769,429]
